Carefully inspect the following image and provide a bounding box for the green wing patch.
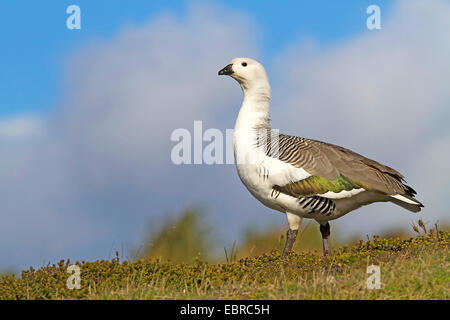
[275,175,360,197]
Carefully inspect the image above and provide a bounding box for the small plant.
[139,208,211,264]
[224,241,238,264]
[411,219,440,236]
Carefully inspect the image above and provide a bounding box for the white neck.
[234,81,271,131]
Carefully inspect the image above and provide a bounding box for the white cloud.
[0,114,44,140]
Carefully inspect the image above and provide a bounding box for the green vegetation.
[1,223,448,300]
[139,209,211,264]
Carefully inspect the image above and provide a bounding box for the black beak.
[218,64,234,76]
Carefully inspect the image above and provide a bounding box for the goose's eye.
[242,62,247,67]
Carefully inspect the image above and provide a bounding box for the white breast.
[233,127,311,213]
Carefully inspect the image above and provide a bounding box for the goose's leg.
[282,212,302,257]
[319,222,331,256]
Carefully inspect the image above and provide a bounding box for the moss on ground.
[1,230,448,300]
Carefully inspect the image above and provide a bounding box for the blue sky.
[0,0,393,116]
[1,0,449,271]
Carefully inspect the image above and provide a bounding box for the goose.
[218,58,423,256]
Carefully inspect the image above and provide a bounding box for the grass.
[138,209,212,264]
[1,227,448,300]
